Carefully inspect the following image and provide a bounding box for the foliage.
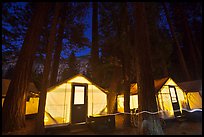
[61,51,79,81]
[146,3,173,79]
[2,2,32,66]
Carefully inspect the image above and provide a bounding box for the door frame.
[70,83,88,124]
[168,85,181,117]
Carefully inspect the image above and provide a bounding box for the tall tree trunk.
[162,59,169,77]
[107,92,117,114]
[162,2,191,81]
[176,4,201,79]
[192,19,202,60]
[35,3,61,135]
[90,2,99,82]
[134,2,164,135]
[146,3,169,78]
[107,66,121,114]
[50,9,66,86]
[123,80,131,126]
[2,3,51,133]
[120,2,131,127]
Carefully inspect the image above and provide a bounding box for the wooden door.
[71,83,88,124]
[169,86,181,117]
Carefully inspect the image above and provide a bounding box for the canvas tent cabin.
[2,79,39,115]
[44,74,109,127]
[177,80,202,110]
[117,77,189,119]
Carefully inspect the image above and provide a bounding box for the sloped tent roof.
[48,73,109,94]
[177,80,202,109]
[2,79,39,97]
[177,80,202,95]
[130,77,169,95]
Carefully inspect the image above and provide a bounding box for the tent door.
[169,86,181,117]
[71,83,88,124]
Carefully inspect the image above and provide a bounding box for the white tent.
[178,80,202,109]
[117,77,189,119]
[2,79,39,115]
[44,74,108,127]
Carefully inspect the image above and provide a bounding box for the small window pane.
[74,86,85,104]
[172,97,177,103]
[170,87,176,98]
[170,87,177,103]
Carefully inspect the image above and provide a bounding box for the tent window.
[169,87,177,103]
[74,86,85,104]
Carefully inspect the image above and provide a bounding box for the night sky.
[2,2,92,58]
[77,6,92,57]
[2,2,173,58]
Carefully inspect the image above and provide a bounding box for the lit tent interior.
[2,79,39,115]
[44,74,108,127]
[117,77,189,119]
[177,80,202,110]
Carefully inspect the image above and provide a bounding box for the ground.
[2,111,202,135]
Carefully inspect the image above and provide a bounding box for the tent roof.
[130,77,169,94]
[2,79,39,97]
[48,73,109,94]
[177,80,202,93]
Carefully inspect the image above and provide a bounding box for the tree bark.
[146,3,169,78]
[123,81,131,126]
[192,19,202,60]
[134,2,164,135]
[107,66,121,114]
[162,58,169,77]
[90,2,100,82]
[107,92,117,114]
[162,2,191,81]
[35,3,61,135]
[50,8,66,86]
[176,4,201,79]
[120,2,131,127]
[2,3,51,133]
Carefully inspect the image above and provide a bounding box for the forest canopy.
[2,2,202,135]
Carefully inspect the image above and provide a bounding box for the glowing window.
[74,86,85,104]
[169,87,177,103]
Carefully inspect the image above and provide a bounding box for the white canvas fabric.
[44,74,108,126]
[117,78,189,119]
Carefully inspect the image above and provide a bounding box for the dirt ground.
[2,112,202,135]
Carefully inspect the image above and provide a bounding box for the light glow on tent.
[44,115,49,123]
[186,92,202,109]
[69,75,91,84]
[117,95,139,112]
[130,95,138,109]
[2,97,39,115]
[88,85,107,116]
[26,98,39,114]
[117,95,124,113]
[157,90,174,118]
[157,78,188,119]
[44,74,108,126]
[117,78,189,119]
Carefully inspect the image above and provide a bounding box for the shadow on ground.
[2,111,202,135]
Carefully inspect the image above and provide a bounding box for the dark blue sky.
[5,2,200,58]
[75,6,92,57]
[3,2,92,58]
[2,2,172,59]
